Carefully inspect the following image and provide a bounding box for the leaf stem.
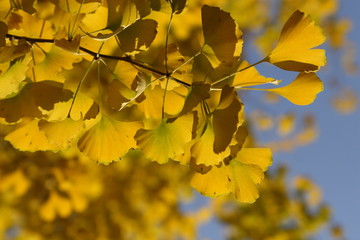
[67,59,95,118]
[211,59,265,86]
[5,33,191,87]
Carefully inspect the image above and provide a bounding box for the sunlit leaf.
[4,119,59,152]
[77,114,141,164]
[267,10,326,72]
[39,118,85,149]
[232,61,276,88]
[135,114,193,164]
[0,54,31,98]
[191,148,272,202]
[190,120,229,166]
[247,73,324,105]
[32,45,82,82]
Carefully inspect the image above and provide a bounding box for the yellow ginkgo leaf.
[246,73,324,105]
[191,148,272,203]
[0,54,31,98]
[135,114,193,164]
[232,61,276,88]
[4,119,59,152]
[117,19,158,54]
[77,114,141,164]
[190,120,229,166]
[38,118,84,149]
[57,0,101,14]
[0,43,31,63]
[32,45,82,82]
[267,10,326,72]
[201,5,239,66]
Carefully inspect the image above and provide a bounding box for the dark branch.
[5,34,191,87]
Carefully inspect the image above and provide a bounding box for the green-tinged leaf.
[135,114,193,164]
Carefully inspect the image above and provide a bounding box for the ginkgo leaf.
[180,82,210,115]
[213,93,242,153]
[4,119,59,152]
[247,72,324,105]
[266,10,326,72]
[0,81,73,123]
[7,10,54,38]
[58,0,101,14]
[201,5,237,66]
[0,43,32,63]
[39,118,84,149]
[135,114,193,164]
[54,34,81,53]
[77,114,141,164]
[170,0,187,14]
[190,120,229,166]
[191,148,272,202]
[117,19,158,54]
[32,45,82,82]
[0,54,31,98]
[231,61,276,88]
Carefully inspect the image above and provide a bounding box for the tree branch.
[5,34,191,87]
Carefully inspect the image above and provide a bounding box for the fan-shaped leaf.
[135,114,193,164]
[117,19,158,54]
[267,10,326,72]
[201,5,237,66]
[77,114,141,164]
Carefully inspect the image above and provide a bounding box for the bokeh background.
[197,0,360,239]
